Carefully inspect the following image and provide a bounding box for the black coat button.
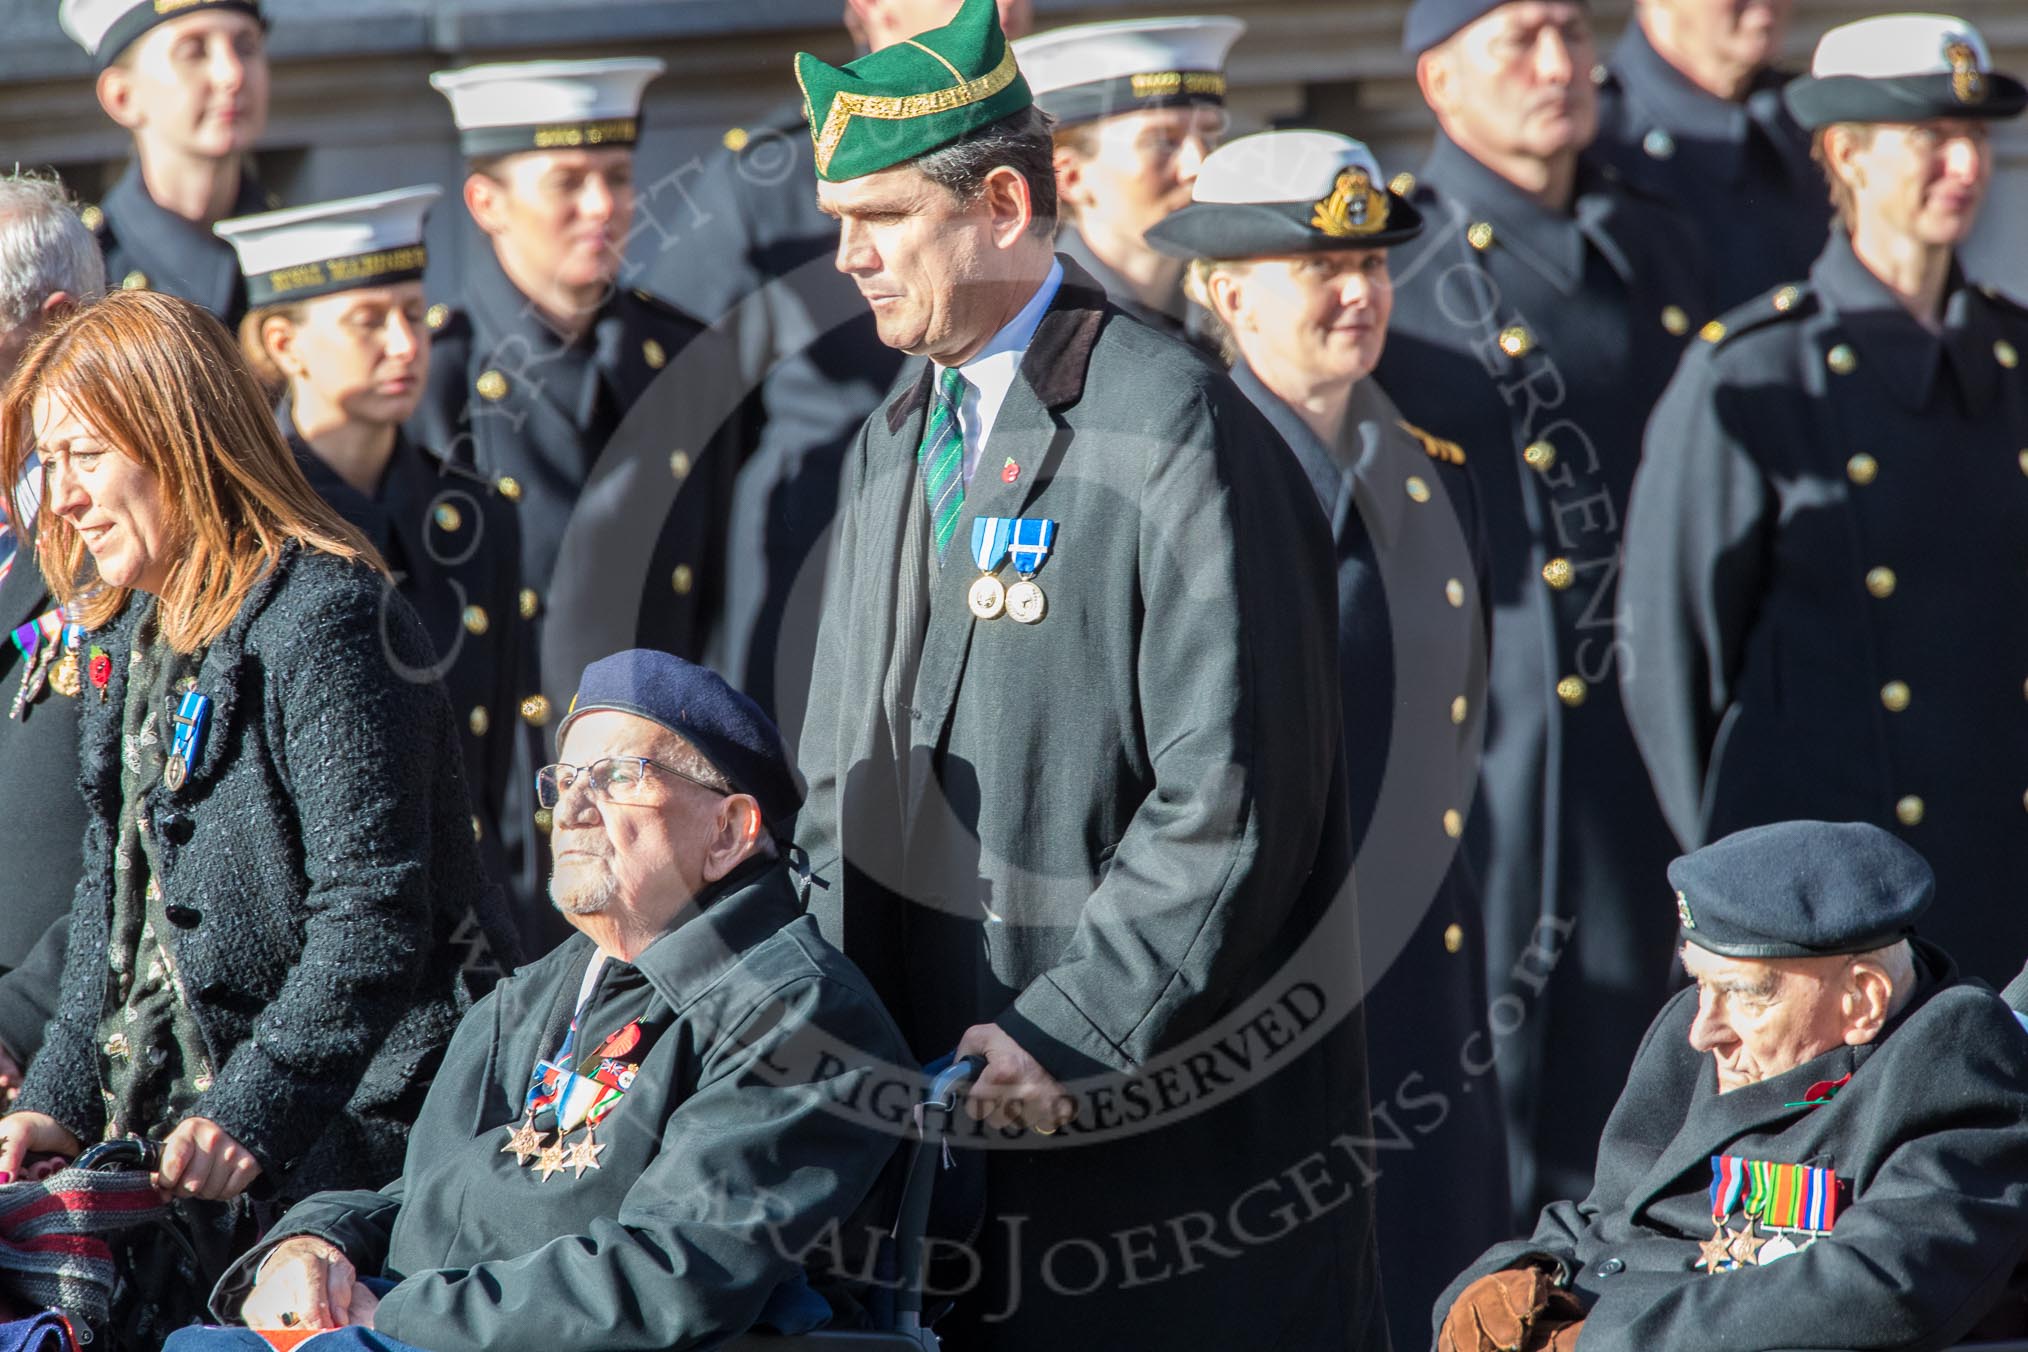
[1596,1257,1625,1277]
[160,815,194,845]
[164,904,202,929]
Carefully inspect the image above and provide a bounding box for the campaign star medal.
[1004,518,1056,626]
[500,1113,546,1165]
[1727,1219,1767,1267]
[567,1134,607,1178]
[1695,1225,1736,1273]
[968,516,1013,620]
[533,1138,570,1181]
[1705,1153,1843,1270]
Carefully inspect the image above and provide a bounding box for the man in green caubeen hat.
[793,0,1387,1346]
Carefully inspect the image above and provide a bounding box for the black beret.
[1669,821,1932,960]
[558,650,804,837]
[1403,0,1586,57]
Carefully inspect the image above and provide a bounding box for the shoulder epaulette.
[1700,282,1816,348]
[1400,420,1466,466]
[628,287,708,333]
[1977,283,2028,322]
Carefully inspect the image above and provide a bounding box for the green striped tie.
[918,365,968,561]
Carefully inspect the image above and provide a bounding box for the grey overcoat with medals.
[797,259,1389,1351]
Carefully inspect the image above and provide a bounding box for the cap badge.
[1945,39,1985,104]
[1676,889,1696,930]
[1311,167,1389,240]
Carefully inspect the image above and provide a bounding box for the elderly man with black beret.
[168,651,911,1352]
[1433,820,2028,1352]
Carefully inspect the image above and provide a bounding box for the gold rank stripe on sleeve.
[1399,421,1466,466]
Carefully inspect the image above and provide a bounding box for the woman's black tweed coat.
[14,545,521,1201]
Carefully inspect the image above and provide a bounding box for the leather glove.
[1439,1266,1565,1352]
[1534,1317,1585,1351]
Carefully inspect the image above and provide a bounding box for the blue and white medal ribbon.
[164,690,210,792]
[968,516,1014,620]
[1005,518,1056,625]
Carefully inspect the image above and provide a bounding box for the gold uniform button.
[1557,675,1588,708]
[1451,695,1469,725]
[434,502,463,532]
[1826,344,1857,375]
[1542,557,1575,590]
[496,475,523,502]
[1523,440,1557,473]
[462,605,490,636]
[1498,325,1534,358]
[104,1032,130,1059]
[1405,475,1432,503]
[520,588,540,620]
[1772,286,1801,313]
[1390,171,1416,196]
[427,303,450,331]
[1443,809,1464,839]
[121,270,149,291]
[2022,789,2028,814]
[1699,319,1727,344]
[1847,454,1878,486]
[1865,566,1897,598]
[520,695,552,727]
[476,370,510,401]
[1997,340,2020,369]
[1443,923,1464,954]
[472,814,484,844]
[1895,795,1925,827]
[534,808,554,833]
[644,339,668,370]
[1445,578,1465,608]
[671,564,695,595]
[1467,221,1495,251]
[722,126,751,152]
[469,706,491,737]
[2019,449,2028,477]
[1661,305,1689,336]
[669,450,692,480]
[1881,680,1911,713]
[80,203,103,231]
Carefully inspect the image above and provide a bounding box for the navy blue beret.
[1404,0,1586,55]
[1669,821,1932,960]
[558,650,804,836]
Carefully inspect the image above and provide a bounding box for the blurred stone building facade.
[0,0,2021,293]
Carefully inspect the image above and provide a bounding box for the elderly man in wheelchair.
[159,651,911,1352]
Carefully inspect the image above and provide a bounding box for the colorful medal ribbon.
[971,516,1013,574]
[1741,1158,1841,1234]
[1009,518,1056,577]
[503,970,642,1181]
[1708,1154,1748,1223]
[167,691,210,788]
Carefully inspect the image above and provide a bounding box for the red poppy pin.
[1001,458,1019,485]
[87,646,112,702]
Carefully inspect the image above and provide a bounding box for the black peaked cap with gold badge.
[1145,130,1423,260]
[1785,12,2026,129]
[1670,821,1933,961]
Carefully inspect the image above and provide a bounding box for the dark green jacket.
[219,862,910,1352]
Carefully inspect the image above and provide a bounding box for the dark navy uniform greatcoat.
[410,241,743,950]
[1375,130,1714,1217]
[210,861,910,1352]
[1434,942,2028,1352]
[1589,23,1829,312]
[90,163,274,327]
[1620,233,2028,987]
[1234,362,1509,1341]
[643,102,903,730]
[0,550,85,1059]
[799,261,1387,1352]
[282,412,523,892]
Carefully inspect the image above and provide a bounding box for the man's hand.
[156,1117,262,1201]
[343,1283,379,1330]
[954,1023,1075,1133]
[245,1236,358,1332]
[0,1111,81,1183]
[1439,1266,1581,1352]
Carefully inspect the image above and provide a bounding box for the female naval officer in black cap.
[1146,128,1509,1342]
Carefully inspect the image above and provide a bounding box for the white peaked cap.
[1811,13,1990,79]
[215,186,440,304]
[1192,131,1382,206]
